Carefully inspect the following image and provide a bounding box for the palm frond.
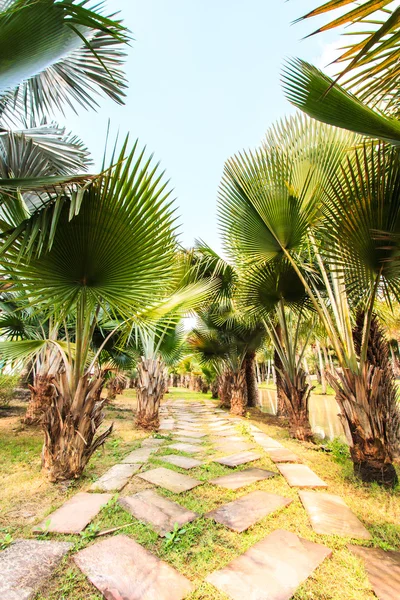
[282,58,400,145]
[3,137,178,319]
[294,0,400,106]
[0,0,129,122]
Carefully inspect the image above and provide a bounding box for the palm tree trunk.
[230,367,247,416]
[136,357,165,430]
[280,369,314,441]
[274,348,288,417]
[42,374,112,482]
[316,340,327,394]
[245,352,259,408]
[328,313,400,487]
[218,370,232,408]
[24,374,56,425]
[211,378,219,399]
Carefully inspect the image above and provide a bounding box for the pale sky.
[58,1,339,253]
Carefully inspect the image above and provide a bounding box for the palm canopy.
[219,113,357,266]
[0,0,129,123]
[218,113,400,368]
[295,1,400,111]
[2,137,177,320]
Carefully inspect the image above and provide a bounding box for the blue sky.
[60,1,339,253]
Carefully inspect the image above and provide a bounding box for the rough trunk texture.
[280,369,314,442]
[136,357,165,431]
[230,368,247,416]
[274,349,287,417]
[245,352,259,408]
[24,374,57,425]
[211,378,219,399]
[218,370,232,408]
[328,313,400,487]
[42,373,111,482]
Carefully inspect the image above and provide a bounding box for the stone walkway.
[3,394,398,599]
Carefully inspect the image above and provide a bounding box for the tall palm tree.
[0,139,178,481]
[218,113,400,486]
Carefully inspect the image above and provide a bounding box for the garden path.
[1,395,399,600]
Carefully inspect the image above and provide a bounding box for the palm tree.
[238,259,315,441]
[218,113,400,486]
[0,139,178,481]
[189,305,266,416]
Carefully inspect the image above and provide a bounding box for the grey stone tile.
[0,539,72,600]
[206,529,332,600]
[74,534,194,599]
[214,451,262,467]
[210,468,276,490]
[299,491,372,539]
[119,490,198,536]
[90,464,141,492]
[206,490,292,532]
[137,467,203,493]
[159,455,202,469]
[277,464,328,488]
[33,492,112,534]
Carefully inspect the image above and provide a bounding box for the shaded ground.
[0,388,399,599]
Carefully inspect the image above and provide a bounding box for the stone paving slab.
[216,429,239,437]
[120,490,198,536]
[210,468,276,490]
[33,492,112,534]
[206,529,332,600]
[174,436,207,444]
[214,451,262,467]
[142,438,167,447]
[121,447,155,463]
[206,490,292,532]
[175,430,206,438]
[137,467,203,493]
[300,491,372,539]
[90,464,141,492]
[74,534,193,600]
[0,539,72,600]
[253,433,283,449]
[267,448,301,463]
[277,464,328,488]
[349,544,400,600]
[213,441,256,453]
[167,442,204,453]
[159,454,203,469]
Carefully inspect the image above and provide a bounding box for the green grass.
[1,388,399,599]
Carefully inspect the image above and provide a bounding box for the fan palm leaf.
[0,0,129,123]
[295,0,400,108]
[282,59,400,144]
[2,137,177,320]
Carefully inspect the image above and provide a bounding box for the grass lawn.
[0,387,399,599]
